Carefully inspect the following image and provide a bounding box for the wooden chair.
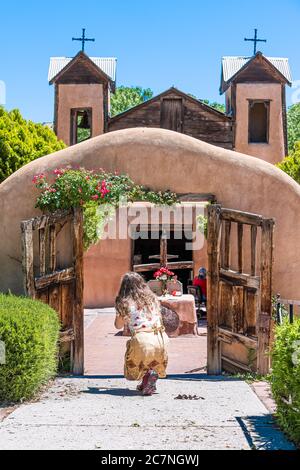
[167,280,183,295]
[187,285,203,314]
[147,280,163,296]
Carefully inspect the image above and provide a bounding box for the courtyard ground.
[0,310,295,450]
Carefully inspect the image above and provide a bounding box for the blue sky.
[1,0,299,122]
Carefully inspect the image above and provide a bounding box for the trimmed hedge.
[271,318,300,446]
[0,294,60,403]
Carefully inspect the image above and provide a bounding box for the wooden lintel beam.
[219,268,260,290]
[35,267,75,290]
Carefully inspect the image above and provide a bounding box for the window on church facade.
[248,100,270,144]
[71,108,92,145]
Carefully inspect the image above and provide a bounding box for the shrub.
[0,294,60,403]
[277,142,300,185]
[271,318,300,446]
[0,107,65,183]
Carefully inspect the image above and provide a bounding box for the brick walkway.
[84,309,207,376]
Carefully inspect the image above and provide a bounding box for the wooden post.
[207,205,222,375]
[72,208,84,375]
[21,220,36,298]
[160,230,168,267]
[257,218,274,375]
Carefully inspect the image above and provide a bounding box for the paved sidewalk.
[0,376,295,450]
[84,309,207,375]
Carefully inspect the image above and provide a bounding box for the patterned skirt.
[124,329,169,381]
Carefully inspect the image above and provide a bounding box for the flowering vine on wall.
[33,167,179,250]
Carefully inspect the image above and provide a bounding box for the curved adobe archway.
[0,127,299,302]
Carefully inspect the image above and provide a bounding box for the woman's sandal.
[142,371,159,396]
[136,371,151,392]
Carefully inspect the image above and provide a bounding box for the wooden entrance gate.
[207,205,274,375]
[21,208,84,375]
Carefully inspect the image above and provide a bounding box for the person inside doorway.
[193,267,207,303]
[115,272,169,396]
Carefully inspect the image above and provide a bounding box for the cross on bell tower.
[244,28,267,55]
[72,28,95,52]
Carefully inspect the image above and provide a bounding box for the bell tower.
[49,43,116,146]
[220,52,292,164]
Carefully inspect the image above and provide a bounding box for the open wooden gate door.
[21,208,84,375]
[207,205,274,376]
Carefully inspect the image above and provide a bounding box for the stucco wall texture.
[0,128,299,306]
[56,83,104,145]
[235,83,285,165]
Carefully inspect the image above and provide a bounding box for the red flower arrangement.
[154,267,175,281]
[154,267,175,296]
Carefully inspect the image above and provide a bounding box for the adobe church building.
[49,50,291,164]
[0,44,299,313]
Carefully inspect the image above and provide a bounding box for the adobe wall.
[234,83,285,165]
[56,83,104,145]
[0,128,299,306]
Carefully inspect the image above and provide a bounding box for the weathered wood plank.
[49,225,57,272]
[257,218,274,375]
[218,327,258,349]
[238,223,243,273]
[48,285,60,314]
[251,225,257,276]
[219,268,260,289]
[221,356,253,373]
[232,286,244,334]
[35,267,75,290]
[221,208,264,226]
[219,281,233,329]
[60,283,74,329]
[223,220,231,270]
[207,205,222,375]
[39,228,46,276]
[31,210,72,231]
[72,208,84,376]
[21,220,36,298]
[134,261,194,273]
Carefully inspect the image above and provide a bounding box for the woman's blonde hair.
[115,272,160,319]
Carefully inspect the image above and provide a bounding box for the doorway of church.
[84,218,209,377]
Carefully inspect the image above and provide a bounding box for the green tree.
[201,99,226,113]
[277,142,300,184]
[110,86,153,117]
[287,103,300,153]
[0,107,65,183]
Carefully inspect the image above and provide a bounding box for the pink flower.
[78,187,83,194]
[32,174,46,184]
[91,195,99,201]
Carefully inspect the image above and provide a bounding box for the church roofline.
[109,86,231,123]
[220,52,292,94]
[48,51,117,85]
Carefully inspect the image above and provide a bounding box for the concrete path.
[0,375,295,450]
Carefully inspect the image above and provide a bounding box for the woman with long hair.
[115,272,169,396]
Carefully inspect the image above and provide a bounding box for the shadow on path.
[71,373,242,382]
[82,386,141,397]
[236,415,295,450]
